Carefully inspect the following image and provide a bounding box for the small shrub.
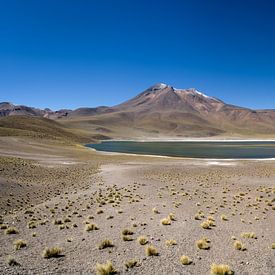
[0,224,8,229]
[145,245,158,256]
[98,239,114,249]
[168,213,176,221]
[220,214,228,221]
[53,219,63,225]
[122,229,133,235]
[95,261,117,275]
[137,235,148,245]
[125,259,139,269]
[85,223,98,231]
[241,232,257,239]
[234,241,246,251]
[161,218,171,225]
[42,246,62,258]
[180,255,192,265]
[196,238,210,250]
[27,221,36,229]
[165,239,177,246]
[211,263,233,275]
[13,239,27,250]
[5,227,18,235]
[200,221,211,229]
[152,207,160,214]
[7,256,19,266]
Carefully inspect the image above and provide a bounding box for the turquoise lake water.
[86,141,275,159]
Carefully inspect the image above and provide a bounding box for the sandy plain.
[0,137,274,275]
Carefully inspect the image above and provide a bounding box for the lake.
[86,141,275,159]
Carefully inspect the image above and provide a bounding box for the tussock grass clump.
[28,221,36,229]
[234,241,246,251]
[220,214,228,221]
[85,223,99,231]
[152,207,160,214]
[98,239,114,249]
[161,218,171,225]
[200,220,211,229]
[241,232,257,239]
[272,243,275,249]
[125,259,139,269]
[0,224,8,229]
[168,213,176,221]
[95,261,117,275]
[180,255,192,265]
[165,239,177,246]
[5,227,18,235]
[196,238,210,250]
[211,263,233,275]
[122,235,133,241]
[13,239,27,250]
[42,246,62,258]
[122,229,133,235]
[53,219,63,225]
[145,245,158,256]
[137,236,148,245]
[7,256,19,266]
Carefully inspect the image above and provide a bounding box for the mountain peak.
[150,83,169,90]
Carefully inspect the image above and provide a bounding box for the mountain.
[2,83,275,138]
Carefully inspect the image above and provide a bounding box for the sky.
[0,0,275,110]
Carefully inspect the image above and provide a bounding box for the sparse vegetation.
[85,223,98,231]
[211,263,233,275]
[5,226,18,234]
[95,261,117,275]
[125,259,139,269]
[13,239,27,250]
[98,239,114,249]
[137,235,148,245]
[161,217,171,225]
[234,240,246,251]
[42,246,62,258]
[145,245,158,256]
[196,238,210,250]
[7,256,19,266]
[180,255,192,265]
[241,232,257,239]
[165,239,177,246]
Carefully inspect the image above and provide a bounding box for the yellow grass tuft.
[211,263,233,275]
[180,255,192,265]
[161,218,171,225]
[165,239,177,246]
[42,246,62,258]
[196,238,210,250]
[85,223,99,231]
[241,232,257,239]
[145,245,158,256]
[13,239,27,250]
[234,241,246,251]
[5,227,18,235]
[95,261,117,275]
[125,259,139,269]
[137,236,148,245]
[98,239,114,249]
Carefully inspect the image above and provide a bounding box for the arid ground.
[0,137,274,274]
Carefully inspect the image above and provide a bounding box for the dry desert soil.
[0,137,274,275]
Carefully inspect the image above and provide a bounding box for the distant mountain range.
[1,83,275,138]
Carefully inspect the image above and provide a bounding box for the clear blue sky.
[0,0,275,110]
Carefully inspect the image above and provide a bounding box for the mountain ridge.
[1,83,275,138]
